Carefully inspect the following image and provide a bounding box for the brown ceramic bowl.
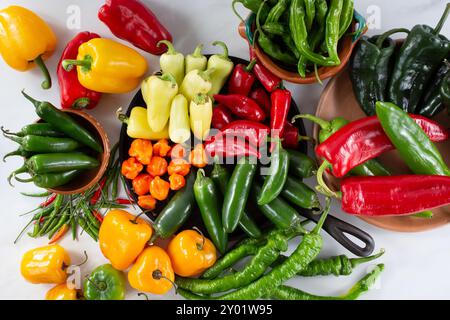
[45,109,110,195]
[314,67,450,232]
[238,12,367,84]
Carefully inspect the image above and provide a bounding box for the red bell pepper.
[228,60,257,96]
[98,0,172,55]
[205,133,261,159]
[270,88,292,138]
[57,32,102,109]
[341,175,450,216]
[249,87,271,113]
[249,46,281,92]
[214,94,266,122]
[221,120,269,147]
[212,104,234,130]
[316,114,449,178]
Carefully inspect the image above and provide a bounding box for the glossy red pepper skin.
[316,115,449,178]
[228,61,256,96]
[249,46,281,92]
[213,94,266,122]
[98,0,172,55]
[249,87,271,113]
[270,88,292,138]
[212,105,234,130]
[341,175,450,216]
[281,121,300,149]
[205,133,261,159]
[57,32,102,109]
[221,120,269,147]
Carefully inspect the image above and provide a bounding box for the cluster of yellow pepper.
[0,6,148,93]
[20,210,217,299]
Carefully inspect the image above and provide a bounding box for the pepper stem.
[313,196,331,234]
[3,149,23,162]
[314,64,323,85]
[62,55,93,73]
[8,165,29,187]
[72,97,91,109]
[375,28,410,48]
[21,90,41,109]
[159,73,178,88]
[231,0,245,22]
[212,41,230,60]
[152,270,178,294]
[292,114,331,130]
[199,68,216,81]
[434,3,450,35]
[1,126,21,137]
[34,55,52,90]
[75,251,89,267]
[158,40,177,55]
[192,226,206,251]
[245,59,257,73]
[315,160,342,199]
[137,292,150,300]
[192,44,204,58]
[116,108,129,125]
[3,133,22,145]
[350,249,385,268]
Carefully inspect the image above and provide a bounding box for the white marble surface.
[0,0,449,300]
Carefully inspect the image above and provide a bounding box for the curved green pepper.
[4,134,83,153]
[84,264,126,300]
[281,176,320,210]
[24,153,99,174]
[286,149,317,179]
[1,123,64,138]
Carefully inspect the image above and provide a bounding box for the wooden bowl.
[47,109,110,195]
[238,11,367,84]
[314,67,450,232]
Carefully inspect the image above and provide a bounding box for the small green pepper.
[158,40,185,86]
[207,41,234,96]
[286,149,317,179]
[281,177,320,210]
[14,170,81,189]
[4,134,83,153]
[19,153,99,175]
[84,264,126,300]
[185,44,207,74]
[1,123,64,138]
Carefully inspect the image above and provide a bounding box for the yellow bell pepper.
[0,6,57,89]
[99,210,153,271]
[117,107,169,140]
[190,93,213,140]
[62,38,148,94]
[142,73,179,132]
[20,244,70,284]
[169,94,190,144]
[128,246,175,295]
[46,284,77,300]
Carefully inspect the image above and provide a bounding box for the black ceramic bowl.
[119,56,307,241]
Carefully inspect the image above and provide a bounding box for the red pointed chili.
[115,198,135,205]
[212,104,234,130]
[213,94,266,122]
[91,210,104,223]
[40,194,57,208]
[340,175,450,216]
[316,114,449,178]
[205,133,261,159]
[249,87,271,113]
[228,59,257,96]
[220,120,269,147]
[90,178,107,205]
[249,46,281,92]
[270,88,292,138]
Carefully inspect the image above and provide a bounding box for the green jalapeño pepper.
[419,60,450,117]
[14,170,81,189]
[185,44,207,74]
[1,123,64,138]
[21,91,102,153]
[351,29,410,116]
[158,40,185,87]
[84,264,126,300]
[388,4,450,113]
[19,153,99,174]
[281,176,321,210]
[207,41,234,97]
[286,150,316,179]
[4,134,83,153]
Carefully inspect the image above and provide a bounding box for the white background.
[0,0,449,300]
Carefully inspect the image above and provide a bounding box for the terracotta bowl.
[238,11,367,84]
[314,67,450,232]
[46,109,110,195]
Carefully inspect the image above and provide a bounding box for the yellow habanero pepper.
[142,73,179,133]
[167,229,217,277]
[99,210,153,271]
[117,107,169,140]
[0,6,57,89]
[20,244,70,284]
[46,284,77,300]
[128,246,175,295]
[62,38,148,94]
[190,93,213,140]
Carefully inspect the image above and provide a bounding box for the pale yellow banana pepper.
[190,93,213,140]
[0,5,57,89]
[169,94,190,144]
[117,107,169,140]
[180,69,214,103]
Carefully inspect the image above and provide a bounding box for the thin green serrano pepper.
[258,139,289,205]
[222,157,257,233]
[38,195,64,236]
[194,170,228,254]
[324,0,344,65]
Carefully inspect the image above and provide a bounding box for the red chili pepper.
[98,0,172,55]
[213,94,266,122]
[49,224,69,244]
[40,194,57,208]
[270,88,292,138]
[221,120,269,146]
[282,122,301,149]
[228,60,257,96]
[90,178,107,205]
[116,198,135,205]
[249,87,271,113]
[249,46,281,92]
[212,104,234,130]
[92,211,104,223]
[57,32,102,109]
[341,175,450,216]
[316,115,449,178]
[205,134,261,159]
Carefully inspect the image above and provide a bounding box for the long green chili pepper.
[339,0,354,38]
[78,216,98,241]
[376,101,450,176]
[265,0,289,23]
[262,22,287,35]
[270,264,384,300]
[25,205,55,239]
[324,0,344,66]
[15,153,99,175]
[20,191,52,198]
[304,0,316,31]
[258,139,289,205]
[14,170,81,189]
[1,123,64,138]
[4,134,83,153]
[3,147,34,162]
[48,209,70,239]
[38,195,64,236]
[81,203,100,230]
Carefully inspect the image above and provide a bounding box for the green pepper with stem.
[419,60,450,117]
[13,170,81,189]
[207,41,234,96]
[194,169,228,254]
[21,91,102,153]
[185,44,207,74]
[281,176,321,210]
[84,264,126,300]
[339,0,354,38]
[265,0,289,24]
[4,134,83,153]
[286,149,316,179]
[3,147,34,162]
[324,0,344,66]
[158,40,185,86]
[303,0,316,31]
[388,4,450,112]
[1,123,64,138]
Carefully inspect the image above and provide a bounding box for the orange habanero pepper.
[128,246,175,295]
[129,139,153,165]
[167,158,191,176]
[169,173,186,191]
[189,144,208,168]
[46,283,78,300]
[132,174,153,196]
[170,143,188,160]
[121,157,143,180]
[146,156,168,176]
[167,229,217,277]
[153,139,171,157]
[138,195,157,210]
[149,176,170,201]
